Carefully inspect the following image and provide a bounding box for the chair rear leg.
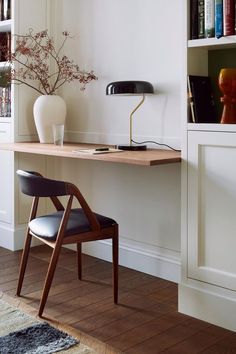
[112,226,119,304]
[38,243,62,317]
[77,242,82,280]
[16,230,32,296]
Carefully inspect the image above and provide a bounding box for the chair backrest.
[17,170,100,231]
[17,170,68,197]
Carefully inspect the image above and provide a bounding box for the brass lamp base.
[116,144,147,151]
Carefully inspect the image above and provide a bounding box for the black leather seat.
[29,209,117,240]
[16,170,119,317]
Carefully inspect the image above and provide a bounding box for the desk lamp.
[106,80,154,150]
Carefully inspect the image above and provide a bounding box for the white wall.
[52,0,182,281]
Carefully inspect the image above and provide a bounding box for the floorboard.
[1,245,236,354]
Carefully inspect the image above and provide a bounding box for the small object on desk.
[95,147,109,151]
[115,144,147,151]
[72,148,123,155]
[52,124,64,146]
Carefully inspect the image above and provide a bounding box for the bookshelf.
[0,0,55,252]
[188,39,236,125]
[0,2,13,234]
[179,0,236,332]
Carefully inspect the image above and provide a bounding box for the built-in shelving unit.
[179,0,236,333]
[187,35,236,130]
[0,0,60,251]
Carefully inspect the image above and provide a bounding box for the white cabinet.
[180,0,236,332]
[0,0,55,250]
[0,5,14,244]
[0,122,11,142]
[187,130,236,290]
[0,150,13,224]
[0,5,13,228]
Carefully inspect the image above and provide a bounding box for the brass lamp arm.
[129,94,145,146]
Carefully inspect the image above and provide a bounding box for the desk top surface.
[0,142,181,166]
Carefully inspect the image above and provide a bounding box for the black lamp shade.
[106,80,154,95]
[106,80,154,151]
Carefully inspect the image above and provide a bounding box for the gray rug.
[0,299,97,354]
[0,322,78,354]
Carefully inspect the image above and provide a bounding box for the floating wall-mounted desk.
[0,142,181,166]
[0,141,181,272]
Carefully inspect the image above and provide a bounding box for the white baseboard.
[179,283,236,332]
[0,224,15,250]
[0,224,41,251]
[68,237,181,283]
[0,223,180,283]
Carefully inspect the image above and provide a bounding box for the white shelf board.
[0,117,11,123]
[0,19,11,32]
[188,123,236,132]
[188,35,236,50]
[0,61,10,69]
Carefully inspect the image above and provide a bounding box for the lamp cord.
[131,139,181,152]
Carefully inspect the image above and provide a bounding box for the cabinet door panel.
[0,151,13,223]
[0,123,11,142]
[188,131,236,290]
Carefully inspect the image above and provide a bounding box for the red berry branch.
[8,29,97,95]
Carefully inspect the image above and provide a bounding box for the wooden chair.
[16,170,119,317]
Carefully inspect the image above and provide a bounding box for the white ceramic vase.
[33,95,67,143]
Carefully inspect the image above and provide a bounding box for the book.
[223,0,235,36]
[0,86,11,117]
[198,0,205,39]
[190,0,199,39]
[188,91,196,123]
[72,148,123,155]
[187,75,218,123]
[215,0,223,38]
[187,78,196,122]
[0,32,10,62]
[205,0,215,37]
[1,0,11,20]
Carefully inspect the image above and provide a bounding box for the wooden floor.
[1,245,236,354]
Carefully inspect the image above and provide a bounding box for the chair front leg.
[38,242,62,317]
[17,196,39,296]
[112,224,119,304]
[16,229,32,296]
[38,195,73,317]
[77,243,82,280]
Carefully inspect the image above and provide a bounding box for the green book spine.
[205,0,215,37]
[190,0,199,39]
[198,0,205,38]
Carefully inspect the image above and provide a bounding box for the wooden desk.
[0,142,181,166]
